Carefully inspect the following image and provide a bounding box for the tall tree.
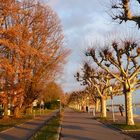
[42,82,62,102]
[0,0,69,118]
[86,38,140,125]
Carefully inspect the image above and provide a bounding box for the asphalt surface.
[60,108,135,140]
[0,110,59,140]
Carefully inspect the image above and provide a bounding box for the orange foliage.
[0,0,69,117]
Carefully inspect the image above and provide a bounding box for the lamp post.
[40,100,44,115]
[109,86,115,122]
[57,99,61,113]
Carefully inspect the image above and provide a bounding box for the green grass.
[95,116,140,130]
[30,115,60,140]
[113,123,140,130]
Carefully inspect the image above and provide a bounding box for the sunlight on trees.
[0,0,69,118]
[74,62,121,117]
[85,38,140,125]
[72,37,140,125]
[69,0,140,126]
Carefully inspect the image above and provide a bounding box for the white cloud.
[45,0,138,95]
[45,0,113,92]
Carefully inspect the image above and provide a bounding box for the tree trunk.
[101,97,106,117]
[95,98,100,113]
[20,105,26,114]
[3,103,9,119]
[125,91,134,125]
[79,104,81,110]
[21,102,32,114]
[13,106,21,118]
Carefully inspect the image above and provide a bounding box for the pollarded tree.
[68,91,88,110]
[75,65,101,113]
[76,62,120,117]
[110,0,140,28]
[85,86,100,113]
[68,92,80,109]
[86,38,140,125]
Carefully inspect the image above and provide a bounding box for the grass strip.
[30,115,60,140]
[94,116,140,130]
[112,123,140,130]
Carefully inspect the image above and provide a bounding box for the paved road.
[0,110,59,140]
[60,108,135,140]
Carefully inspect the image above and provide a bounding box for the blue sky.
[45,0,140,104]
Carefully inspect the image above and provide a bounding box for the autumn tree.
[42,82,62,102]
[0,0,69,118]
[0,0,25,118]
[67,92,78,109]
[60,92,69,107]
[18,0,68,115]
[86,38,140,125]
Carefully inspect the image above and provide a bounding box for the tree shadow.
[0,133,26,140]
[61,133,95,140]
[62,124,83,130]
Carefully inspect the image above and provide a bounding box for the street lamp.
[109,86,115,122]
[57,99,61,113]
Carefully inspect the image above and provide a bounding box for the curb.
[55,122,62,140]
[101,122,123,132]
[94,119,122,132]
[56,111,64,140]
[121,129,140,132]
[106,123,140,132]
[96,119,140,133]
[94,120,139,139]
[27,111,59,140]
[27,116,53,140]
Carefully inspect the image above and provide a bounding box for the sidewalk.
[0,110,59,140]
[60,108,134,140]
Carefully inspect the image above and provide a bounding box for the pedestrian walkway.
[60,108,134,140]
[0,110,59,140]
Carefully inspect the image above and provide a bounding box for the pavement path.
[0,110,59,140]
[60,108,135,140]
